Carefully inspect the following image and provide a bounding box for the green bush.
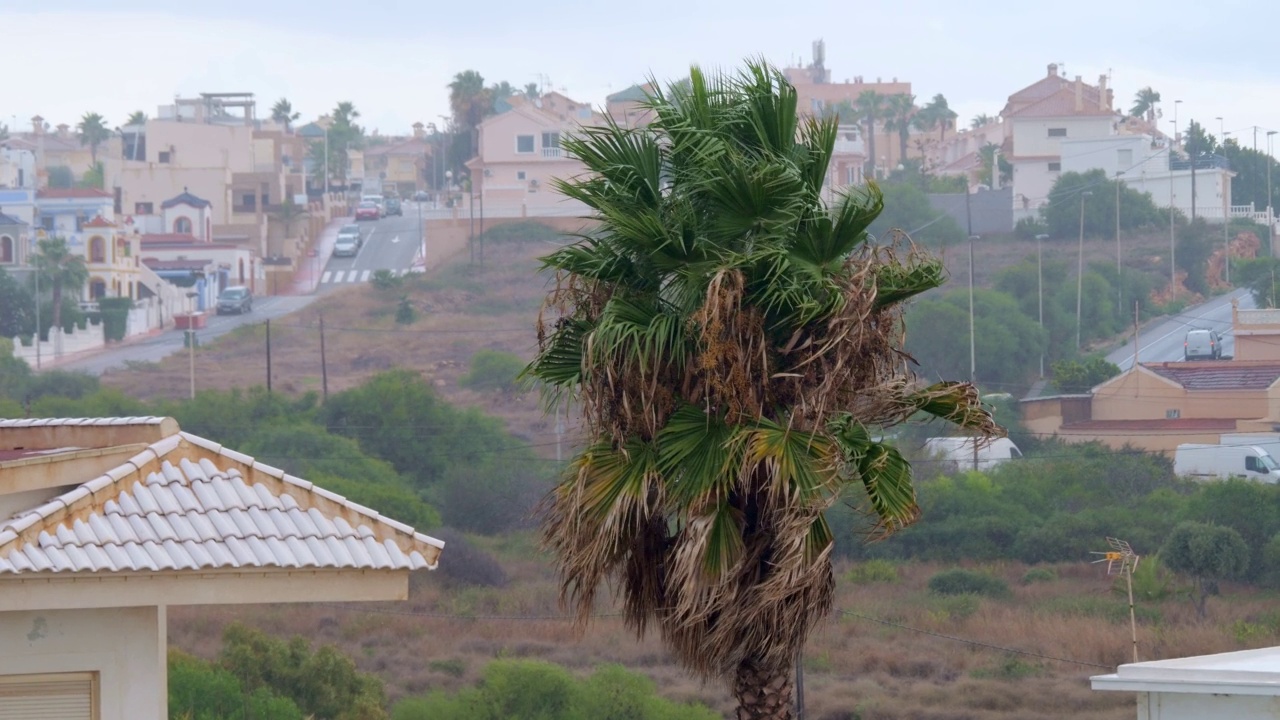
[1014,217,1049,241]
[169,649,304,720]
[1021,567,1057,585]
[458,349,526,394]
[428,658,467,678]
[98,297,133,342]
[395,296,416,324]
[927,568,1011,598]
[370,269,404,290]
[478,221,564,245]
[1051,356,1121,394]
[844,559,899,584]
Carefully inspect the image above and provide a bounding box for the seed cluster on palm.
[526,61,1001,719]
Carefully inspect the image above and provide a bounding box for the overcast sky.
[5,1,1279,148]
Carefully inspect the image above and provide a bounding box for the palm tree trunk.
[900,131,909,166]
[865,121,877,179]
[733,659,794,720]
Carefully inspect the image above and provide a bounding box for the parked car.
[355,202,380,221]
[1174,443,1280,482]
[360,195,385,216]
[337,224,363,248]
[384,197,402,216]
[216,286,253,315]
[1184,329,1223,360]
[412,190,429,202]
[333,236,360,257]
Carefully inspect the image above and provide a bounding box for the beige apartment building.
[117,94,309,258]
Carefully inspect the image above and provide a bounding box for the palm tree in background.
[329,102,363,183]
[125,111,147,127]
[33,237,89,340]
[855,90,887,177]
[448,70,490,130]
[489,81,517,105]
[269,196,309,238]
[923,94,957,142]
[527,62,999,720]
[0,123,8,142]
[271,98,300,131]
[882,94,917,166]
[1131,87,1161,123]
[523,82,541,100]
[77,112,110,166]
[970,113,995,130]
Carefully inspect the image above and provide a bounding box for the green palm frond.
[526,317,588,388]
[588,294,687,376]
[905,381,1003,436]
[656,404,743,506]
[827,415,920,536]
[744,419,833,503]
[872,254,946,309]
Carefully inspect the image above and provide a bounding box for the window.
[0,236,12,263]
[516,135,535,153]
[517,171,527,181]
[1118,148,1133,167]
[578,107,591,120]
[542,132,560,149]
[1048,128,1067,137]
[89,236,106,263]
[135,202,154,215]
[0,672,97,718]
[158,151,171,163]
[241,193,256,211]
[41,216,54,232]
[174,217,193,234]
[1165,409,1181,419]
[1048,162,1062,172]
[1247,456,1261,473]
[846,166,860,184]
[90,278,106,299]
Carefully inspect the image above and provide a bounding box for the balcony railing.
[542,147,562,158]
[1169,153,1230,171]
[231,204,258,214]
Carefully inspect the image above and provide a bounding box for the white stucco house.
[0,417,444,718]
[1093,646,1280,719]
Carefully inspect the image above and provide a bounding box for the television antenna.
[1091,537,1140,663]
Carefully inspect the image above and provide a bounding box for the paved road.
[316,207,425,289]
[57,296,319,376]
[1106,288,1255,371]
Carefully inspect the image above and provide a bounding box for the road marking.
[390,235,400,243]
[332,271,345,283]
[360,270,371,282]
[321,271,332,283]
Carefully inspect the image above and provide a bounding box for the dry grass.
[167,553,1280,719]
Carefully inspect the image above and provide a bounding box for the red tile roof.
[1006,88,1116,119]
[1144,362,1280,391]
[143,258,213,271]
[140,233,201,244]
[1063,418,1238,432]
[36,188,112,199]
[83,215,115,228]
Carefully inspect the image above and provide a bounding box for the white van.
[1173,443,1280,483]
[923,437,1022,472]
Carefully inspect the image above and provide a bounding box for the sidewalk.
[283,215,351,295]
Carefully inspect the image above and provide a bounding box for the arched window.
[89,236,106,263]
[0,236,12,263]
[174,216,193,234]
[90,279,106,300]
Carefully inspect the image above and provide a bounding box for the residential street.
[1105,287,1255,371]
[314,204,427,289]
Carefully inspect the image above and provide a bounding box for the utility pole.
[1077,191,1093,350]
[266,319,272,393]
[33,246,41,370]
[1269,131,1277,260]
[968,235,977,383]
[187,330,196,400]
[1116,172,1123,315]
[1036,234,1048,378]
[1171,100,1181,291]
[1219,118,1230,284]
[319,313,329,402]
[1190,118,1198,221]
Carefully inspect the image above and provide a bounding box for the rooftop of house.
[1002,64,1114,119]
[83,215,115,228]
[607,83,651,104]
[363,139,431,157]
[35,188,113,200]
[1061,418,1239,432]
[0,417,443,576]
[1143,361,1280,391]
[141,258,214,271]
[0,211,27,226]
[139,233,202,245]
[161,189,211,210]
[1093,645,1280,695]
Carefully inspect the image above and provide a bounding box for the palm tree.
[1131,87,1161,123]
[33,237,89,341]
[524,82,541,100]
[970,113,995,130]
[923,94,957,142]
[0,123,8,142]
[329,102,363,183]
[77,112,110,166]
[125,111,147,127]
[489,81,516,102]
[271,98,300,131]
[855,90,887,177]
[448,70,490,130]
[527,62,999,720]
[269,196,309,238]
[882,94,917,166]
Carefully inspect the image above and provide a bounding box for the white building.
[1002,65,1120,220]
[1093,646,1280,719]
[1061,135,1236,221]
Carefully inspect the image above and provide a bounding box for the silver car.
[1184,329,1222,360]
[333,236,359,258]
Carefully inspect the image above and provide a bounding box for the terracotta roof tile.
[83,215,114,228]
[36,188,112,199]
[1006,88,1115,119]
[1144,362,1280,390]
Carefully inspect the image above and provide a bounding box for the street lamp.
[1171,100,1182,288]
[1077,190,1094,350]
[185,291,198,400]
[1115,170,1124,315]
[1035,234,1049,378]
[1219,117,1230,283]
[968,234,979,383]
[1268,130,1277,255]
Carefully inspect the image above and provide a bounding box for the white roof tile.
[0,424,442,575]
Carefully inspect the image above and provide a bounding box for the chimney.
[31,115,44,135]
[1074,76,1083,112]
[56,124,70,139]
[1098,75,1107,111]
[1048,63,1059,77]
[412,122,424,140]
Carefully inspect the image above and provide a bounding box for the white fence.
[9,297,163,367]
[415,201,591,222]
